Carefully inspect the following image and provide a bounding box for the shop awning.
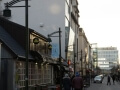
[54,64,71,72]
[30,50,43,63]
[30,50,56,64]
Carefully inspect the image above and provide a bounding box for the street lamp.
[25,1,29,90]
[85,54,87,75]
[73,44,76,75]
[48,28,62,90]
[3,0,29,90]
[80,50,83,77]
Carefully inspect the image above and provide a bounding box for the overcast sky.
[78,0,120,53]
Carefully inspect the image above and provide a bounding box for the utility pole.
[3,0,29,89]
[85,54,86,76]
[74,44,76,75]
[48,28,62,90]
[59,28,62,90]
[81,50,83,77]
[25,0,29,90]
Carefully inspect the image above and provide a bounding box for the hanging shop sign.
[33,38,39,44]
[48,44,52,50]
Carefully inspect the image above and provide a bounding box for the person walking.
[62,73,71,90]
[72,72,83,90]
[112,74,115,84]
[107,74,111,85]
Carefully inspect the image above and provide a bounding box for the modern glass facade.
[67,28,75,60]
[65,0,75,62]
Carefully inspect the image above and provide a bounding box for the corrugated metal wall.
[1,44,15,90]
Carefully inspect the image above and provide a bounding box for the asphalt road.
[86,76,120,90]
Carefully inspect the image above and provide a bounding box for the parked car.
[99,74,104,80]
[94,75,103,83]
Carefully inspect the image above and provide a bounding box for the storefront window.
[15,61,52,90]
[15,61,25,89]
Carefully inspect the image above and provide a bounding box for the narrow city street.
[86,77,120,90]
[1,0,120,90]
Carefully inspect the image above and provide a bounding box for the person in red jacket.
[72,72,83,90]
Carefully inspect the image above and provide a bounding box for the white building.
[78,28,90,76]
[97,47,119,71]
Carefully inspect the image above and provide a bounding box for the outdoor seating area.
[27,84,60,90]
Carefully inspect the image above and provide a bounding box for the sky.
[78,0,120,53]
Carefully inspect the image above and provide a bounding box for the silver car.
[94,76,102,83]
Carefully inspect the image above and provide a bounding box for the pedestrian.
[72,72,83,90]
[107,74,111,85]
[62,73,71,90]
[112,74,115,84]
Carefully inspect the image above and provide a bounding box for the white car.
[94,76,102,83]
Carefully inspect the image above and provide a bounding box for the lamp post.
[25,0,29,90]
[80,50,83,77]
[74,44,76,75]
[3,0,29,90]
[48,28,62,90]
[85,54,86,76]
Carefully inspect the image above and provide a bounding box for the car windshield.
[95,76,101,79]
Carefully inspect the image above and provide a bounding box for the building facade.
[78,28,90,77]
[0,0,79,60]
[0,17,69,90]
[97,47,119,73]
[0,0,81,90]
[0,0,80,75]
[91,43,98,75]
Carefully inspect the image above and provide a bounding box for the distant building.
[97,47,118,73]
[78,28,91,76]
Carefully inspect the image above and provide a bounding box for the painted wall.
[1,0,66,58]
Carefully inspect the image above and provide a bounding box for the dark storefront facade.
[0,17,68,90]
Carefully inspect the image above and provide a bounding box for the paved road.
[86,76,120,90]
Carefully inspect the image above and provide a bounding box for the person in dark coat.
[112,74,115,84]
[62,73,71,90]
[72,72,83,90]
[107,74,111,85]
